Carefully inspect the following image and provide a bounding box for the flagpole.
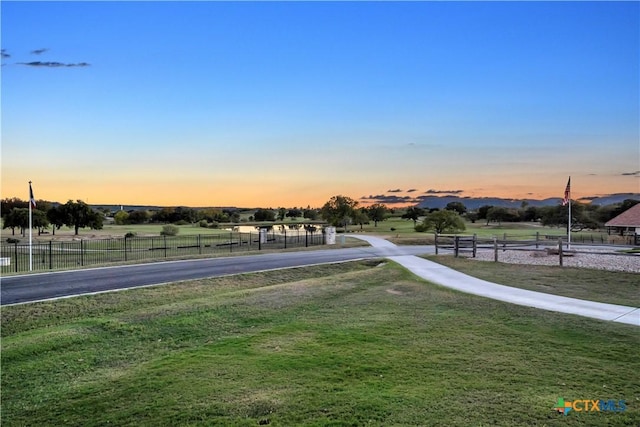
[29,181,33,271]
[567,196,571,250]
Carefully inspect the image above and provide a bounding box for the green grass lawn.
[2,261,638,426]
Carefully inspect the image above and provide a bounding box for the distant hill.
[416,194,640,210]
[579,193,640,206]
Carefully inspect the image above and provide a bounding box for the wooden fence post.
[454,236,459,258]
[472,234,477,258]
[558,238,563,267]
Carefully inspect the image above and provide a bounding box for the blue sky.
[2,1,638,207]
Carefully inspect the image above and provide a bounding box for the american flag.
[29,182,36,209]
[562,177,570,206]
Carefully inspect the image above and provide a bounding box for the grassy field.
[2,261,638,426]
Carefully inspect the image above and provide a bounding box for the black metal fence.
[0,230,325,274]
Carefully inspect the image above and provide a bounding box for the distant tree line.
[3,195,636,239]
[399,199,640,234]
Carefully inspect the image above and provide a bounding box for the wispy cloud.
[424,189,464,194]
[17,61,90,68]
[621,171,640,176]
[30,48,49,55]
[361,194,419,205]
[387,189,403,193]
[407,188,418,193]
[1,49,10,59]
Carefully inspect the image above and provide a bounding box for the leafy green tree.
[254,208,276,222]
[303,208,318,220]
[2,207,48,236]
[128,210,149,224]
[277,208,287,221]
[418,210,465,234]
[353,208,369,230]
[286,208,302,220]
[401,206,425,226]
[367,204,388,227]
[46,205,66,235]
[477,205,494,221]
[464,211,479,223]
[59,200,103,235]
[32,209,50,235]
[114,210,129,225]
[321,195,358,231]
[2,208,28,235]
[445,201,467,215]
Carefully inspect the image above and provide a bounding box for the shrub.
[199,220,208,228]
[414,224,428,232]
[124,232,136,238]
[160,224,179,236]
[208,221,219,229]
[6,238,20,244]
[174,220,189,226]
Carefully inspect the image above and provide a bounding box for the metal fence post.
[49,240,53,269]
[493,237,498,262]
[81,240,84,266]
[454,236,459,258]
[14,242,18,273]
[434,233,439,255]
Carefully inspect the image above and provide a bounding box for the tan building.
[604,203,640,245]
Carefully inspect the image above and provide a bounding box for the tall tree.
[367,204,388,227]
[2,208,28,236]
[401,206,425,226]
[321,195,358,231]
[353,208,369,230]
[420,210,466,234]
[254,208,276,222]
[59,200,104,235]
[286,208,302,220]
[46,205,66,235]
[445,201,467,215]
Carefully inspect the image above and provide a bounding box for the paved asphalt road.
[1,245,435,305]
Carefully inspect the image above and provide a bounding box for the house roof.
[605,203,640,228]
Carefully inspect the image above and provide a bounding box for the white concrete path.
[349,235,639,326]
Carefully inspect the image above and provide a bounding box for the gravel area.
[468,248,640,273]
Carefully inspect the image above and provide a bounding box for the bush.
[160,225,179,236]
[414,224,428,232]
[6,238,20,244]
[199,220,208,228]
[124,232,136,238]
[208,221,219,229]
[174,220,189,226]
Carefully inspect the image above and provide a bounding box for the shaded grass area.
[426,255,640,307]
[2,261,638,426]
